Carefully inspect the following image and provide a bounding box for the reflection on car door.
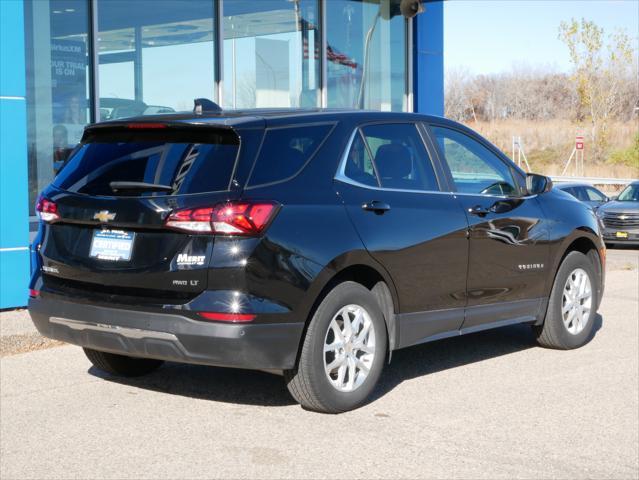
[335,122,469,347]
[429,124,550,331]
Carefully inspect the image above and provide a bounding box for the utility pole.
[561,135,585,176]
[512,136,531,171]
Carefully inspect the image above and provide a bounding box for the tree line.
[444,19,638,162]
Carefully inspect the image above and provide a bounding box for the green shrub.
[608,134,639,169]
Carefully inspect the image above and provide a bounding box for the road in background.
[1,249,637,479]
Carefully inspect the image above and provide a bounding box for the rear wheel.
[534,251,598,349]
[284,281,387,413]
[83,348,164,377]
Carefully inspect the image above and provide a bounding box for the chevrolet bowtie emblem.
[93,210,116,222]
[619,215,628,220]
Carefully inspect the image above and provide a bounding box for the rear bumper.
[28,296,304,371]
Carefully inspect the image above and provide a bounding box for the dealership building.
[0,0,443,309]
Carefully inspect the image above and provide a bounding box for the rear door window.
[574,187,590,201]
[562,187,577,198]
[248,124,333,187]
[360,123,439,191]
[54,128,239,196]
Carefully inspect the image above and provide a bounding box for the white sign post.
[561,135,585,176]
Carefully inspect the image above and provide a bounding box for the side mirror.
[526,173,553,195]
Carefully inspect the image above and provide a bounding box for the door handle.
[362,201,391,214]
[468,205,491,216]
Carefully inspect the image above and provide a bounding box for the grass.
[464,119,639,178]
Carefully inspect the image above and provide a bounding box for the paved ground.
[1,249,638,479]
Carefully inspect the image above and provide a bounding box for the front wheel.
[285,281,387,413]
[534,251,598,349]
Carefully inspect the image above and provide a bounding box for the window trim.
[355,128,382,188]
[425,122,527,198]
[335,121,446,194]
[245,121,337,190]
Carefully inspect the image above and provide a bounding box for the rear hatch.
[37,123,245,304]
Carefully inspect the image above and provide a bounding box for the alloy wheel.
[323,304,376,392]
[561,267,592,335]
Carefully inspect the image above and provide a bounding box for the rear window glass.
[53,128,239,196]
[248,124,333,187]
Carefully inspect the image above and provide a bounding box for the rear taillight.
[29,289,40,298]
[197,312,255,323]
[165,201,278,235]
[36,196,60,223]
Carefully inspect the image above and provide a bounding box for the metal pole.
[356,11,381,109]
[215,0,224,106]
[320,0,327,108]
[133,25,143,102]
[406,16,413,112]
[89,0,100,122]
[561,149,576,176]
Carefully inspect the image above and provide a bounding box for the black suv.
[29,109,605,413]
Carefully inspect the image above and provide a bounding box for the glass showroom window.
[97,0,216,119]
[326,0,407,111]
[223,0,320,109]
[24,0,90,215]
[24,0,92,214]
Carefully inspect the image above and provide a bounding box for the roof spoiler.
[194,98,222,114]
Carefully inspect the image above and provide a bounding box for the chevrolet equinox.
[29,108,605,413]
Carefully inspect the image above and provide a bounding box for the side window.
[563,187,579,199]
[431,126,518,196]
[585,187,606,202]
[343,133,378,187]
[574,187,590,201]
[248,124,333,187]
[360,123,439,191]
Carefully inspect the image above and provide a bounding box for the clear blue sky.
[444,0,639,74]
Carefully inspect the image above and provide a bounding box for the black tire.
[534,251,598,349]
[284,281,387,413]
[83,348,164,377]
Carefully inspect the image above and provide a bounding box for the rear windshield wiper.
[109,181,174,193]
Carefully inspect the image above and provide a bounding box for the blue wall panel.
[1,0,26,98]
[1,0,29,309]
[413,1,444,116]
[0,248,30,309]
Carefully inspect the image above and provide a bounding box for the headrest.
[374,144,412,179]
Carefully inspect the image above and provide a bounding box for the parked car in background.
[29,108,605,413]
[597,180,639,246]
[99,98,175,121]
[556,182,609,210]
[143,106,177,116]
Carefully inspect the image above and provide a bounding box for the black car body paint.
[28,109,606,372]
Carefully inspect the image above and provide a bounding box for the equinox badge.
[93,210,116,222]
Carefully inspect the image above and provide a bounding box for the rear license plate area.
[89,229,135,261]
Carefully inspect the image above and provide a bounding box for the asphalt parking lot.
[1,248,638,480]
